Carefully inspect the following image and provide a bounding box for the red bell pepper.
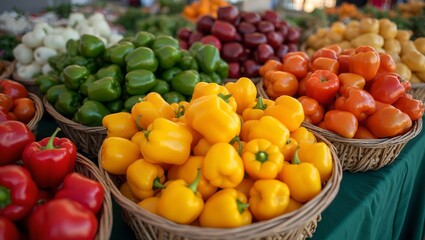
[393,95,425,121]
[0,216,20,240]
[22,128,77,189]
[28,198,98,240]
[0,165,38,221]
[334,87,376,121]
[0,107,14,123]
[369,72,406,104]
[0,120,35,165]
[54,172,104,214]
[305,69,340,105]
[0,79,28,100]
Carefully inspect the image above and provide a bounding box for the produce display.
[100,78,334,227]
[0,80,35,124]
[182,0,230,21]
[0,34,20,61]
[36,32,228,127]
[0,123,106,239]
[259,45,424,139]
[178,6,301,79]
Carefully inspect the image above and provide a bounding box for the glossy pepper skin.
[0,165,38,221]
[191,82,237,112]
[298,142,333,182]
[290,127,317,146]
[125,47,158,72]
[0,120,35,165]
[157,169,204,224]
[54,89,81,118]
[264,95,305,132]
[22,128,77,189]
[126,159,165,200]
[125,69,158,95]
[171,70,200,96]
[0,216,20,240]
[35,74,60,94]
[105,41,135,66]
[393,95,425,121]
[195,44,221,73]
[72,100,111,127]
[225,77,257,115]
[305,70,340,106]
[54,172,105,214]
[185,95,241,144]
[95,64,124,84]
[154,45,182,69]
[245,116,290,151]
[199,188,252,228]
[349,46,380,81]
[366,106,412,138]
[87,77,122,102]
[140,118,192,165]
[79,34,105,58]
[242,139,284,180]
[369,72,406,104]
[101,137,141,175]
[45,84,68,105]
[63,65,89,90]
[324,110,358,139]
[281,137,298,162]
[249,179,290,221]
[203,142,244,188]
[28,198,98,240]
[335,87,376,121]
[102,112,139,139]
[297,96,324,125]
[242,97,275,121]
[279,148,322,203]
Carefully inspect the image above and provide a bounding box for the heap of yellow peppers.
[100,77,334,228]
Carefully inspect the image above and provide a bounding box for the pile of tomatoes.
[0,79,35,124]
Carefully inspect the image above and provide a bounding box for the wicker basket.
[27,93,44,132]
[12,69,42,99]
[302,119,422,172]
[99,133,342,240]
[0,60,14,79]
[256,79,268,99]
[43,97,107,158]
[408,83,425,102]
[75,153,113,240]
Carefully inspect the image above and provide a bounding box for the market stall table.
[35,113,425,240]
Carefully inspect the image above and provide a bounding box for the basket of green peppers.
[37,32,228,157]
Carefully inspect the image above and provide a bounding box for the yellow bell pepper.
[240,119,256,142]
[120,182,140,203]
[171,156,217,200]
[192,82,237,112]
[241,97,275,121]
[224,77,257,114]
[101,137,141,175]
[279,148,321,203]
[126,159,165,200]
[199,188,252,228]
[290,127,317,145]
[242,139,284,179]
[157,169,204,224]
[170,101,189,123]
[137,197,160,214]
[281,137,298,163]
[102,112,139,139]
[264,95,305,132]
[131,92,174,130]
[193,138,213,156]
[130,131,144,147]
[246,116,290,150]
[176,121,202,149]
[249,179,290,221]
[298,142,333,182]
[282,198,303,214]
[203,142,244,188]
[185,95,241,144]
[140,118,192,165]
[234,177,254,198]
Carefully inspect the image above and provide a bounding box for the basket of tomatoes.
[0,79,43,132]
[0,122,113,240]
[97,78,342,240]
[257,45,424,172]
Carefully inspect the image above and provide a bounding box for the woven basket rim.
[411,83,425,89]
[0,60,14,79]
[98,132,342,238]
[76,153,113,240]
[27,93,44,132]
[43,96,106,132]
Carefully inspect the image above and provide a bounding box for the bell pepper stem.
[174,105,185,118]
[135,115,145,131]
[0,186,11,209]
[253,97,267,110]
[144,130,150,141]
[236,198,249,214]
[286,139,291,144]
[187,168,201,194]
[218,93,233,103]
[292,147,301,165]
[229,136,243,156]
[43,127,61,150]
[153,177,165,190]
[255,151,268,163]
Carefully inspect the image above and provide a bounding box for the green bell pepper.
[177,55,195,70]
[35,74,60,94]
[63,65,89,90]
[87,77,122,102]
[162,91,186,104]
[195,44,220,74]
[199,72,212,83]
[105,99,124,113]
[125,69,157,95]
[154,46,182,69]
[171,70,199,96]
[188,42,203,56]
[79,74,97,96]
[209,72,222,84]
[216,59,229,79]
[54,89,81,118]
[161,67,182,83]
[133,31,155,47]
[73,100,111,127]
[79,34,105,58]
[45,84,68,104]
[151,35,179,50]
[107,41,135,66]
[151,79,170,95]
[66,39,79,56]
[124,95,145,112]
[125,47,158,72]
[96,64,124,84]
[71,56,98,74]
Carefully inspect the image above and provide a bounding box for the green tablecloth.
[36,114,425,240]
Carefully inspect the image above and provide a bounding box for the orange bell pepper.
[297,96,324,125]
[305,70,340,106]
[324,110,358,138]
[264,71,299,99]
[259,59,283,77]
[366,106,412,138]
[353,126,378,139]
[349,46,380,81]
[338,73,366,95]
[282,52,309,79]
[378,52,396,73]
[334,87,376,121]
[310,57,340,74]
[393,95,425,121]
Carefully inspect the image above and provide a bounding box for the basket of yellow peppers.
[98,77,342,240]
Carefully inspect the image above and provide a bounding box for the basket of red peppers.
[257,45,424,172]
[0,121,112,240]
